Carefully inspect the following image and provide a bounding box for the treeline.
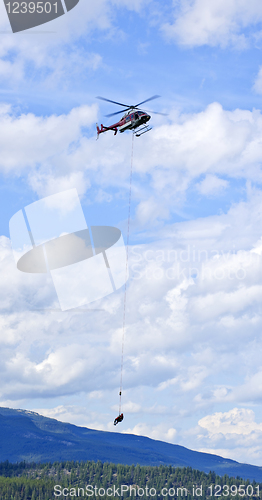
[0,460,261,499]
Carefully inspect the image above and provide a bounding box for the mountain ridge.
[0,406,261,482]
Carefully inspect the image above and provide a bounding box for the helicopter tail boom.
[96,123,118,138]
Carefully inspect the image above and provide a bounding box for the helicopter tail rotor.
[96,123,101,139]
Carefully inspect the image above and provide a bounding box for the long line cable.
[119,133,134,415]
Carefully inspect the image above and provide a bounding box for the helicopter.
[96,95,166,138]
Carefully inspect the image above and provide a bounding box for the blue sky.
[2,0,262,466]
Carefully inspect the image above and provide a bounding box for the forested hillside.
[0,460,261,500]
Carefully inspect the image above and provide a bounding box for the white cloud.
[4,99,262,463]
[253,66,262,94]
[113,400,141,413]
[0,0,107,86]
[196,174,229,197]
[124,422,177,443]
[161,0,262,48]
[0,0,151,88]
[227,370,262,404]
[111,0,150,11]
[3,196,262,463]
[3,0,262,472]
[129,102,262,225]
[0,104,97,201]
[136,197,170,225]
[2,102,262,213]
[29,171,90,198]
[194,408,262,464]
[199,407,262,436]
[33,405,110,431]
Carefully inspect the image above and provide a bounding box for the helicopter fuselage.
[97,110,151,137]
[118,110,150,132]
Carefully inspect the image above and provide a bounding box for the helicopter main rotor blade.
[135,95,161,107]
[142,109,168,116]
[105,109,130,118]
[96,96,131,108]
[106,108,168,118]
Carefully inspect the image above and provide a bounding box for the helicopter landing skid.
[134,125,152,137]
